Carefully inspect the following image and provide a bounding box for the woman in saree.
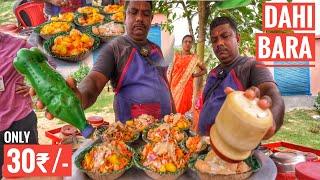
[167,35,206,115]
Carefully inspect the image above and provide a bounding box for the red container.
[87,116,108,128]
[60,125,79,137]
[262,141,320,160]
[45,126,81,145]
[263,142,320,180]
[276,172,296,180]
[295,162,320,180]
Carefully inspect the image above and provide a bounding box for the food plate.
[134,143,189,180]
[103,4,124,14]
[75,140,135,180]
[43,29,100,62]
[50,12,75,22]
[89,21,125,42]
[163,113,191,131]
[110,11,124,23]
[76,6,101,15]
[142,123,187,144]
[98,121,140,144]
[74,13,109,31]
[180,135,209,155]
[125,114,160,133]
[188,152,261,180]
[34,21,74,40]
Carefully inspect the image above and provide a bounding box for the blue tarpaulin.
[274,62,311,96]
[147,25,161,47]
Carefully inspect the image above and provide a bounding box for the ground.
[0,0,17,25]
[37,89,115,145]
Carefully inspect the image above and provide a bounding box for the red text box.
[2,145,72,178]
[263,3,315,30]
[256,33,315,62]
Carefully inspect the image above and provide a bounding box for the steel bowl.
[270,151,306,173]
[257,146,273,157]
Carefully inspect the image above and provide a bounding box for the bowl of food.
[125,114,160,133]
[189,150,261,180]
[75,140,134,180]
[163,113,191,131]
[180,135,209,155]
[98,121,139,144]
[142,123,187,144]
[34,21,74,40]
[74,12,107,31]
[76,6,100,15]
[134,141,189,180]
[60,135,85,152]
[90,21,125,42]
[110,11,124,23]
[103,4,124,14]
[43,29,100,62]
[50,12,74,22]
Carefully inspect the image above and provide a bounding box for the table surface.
[64,139,277,180]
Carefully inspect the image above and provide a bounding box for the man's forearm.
[78,79,99,109]
[263,85,285,132]
[78,72,107,109]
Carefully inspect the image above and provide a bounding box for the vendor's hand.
[192,63,207,77]
[30,77,82,120]
[224,86,276,139]
[48,0,69,7]
[15,82,30,97]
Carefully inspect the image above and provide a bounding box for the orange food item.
[163,113,191,130]
[82,141,133,173]
[77,6,99,14]
[103,5,123,14]
[186,135,207,153]
[101,121,137,143]
[146,123,185,143]
[51,12,74,22]
[40,22,71,35]
[78,13,105,26]
[51,29,94,57]
[111,11,124,22]
[140,142,189,173]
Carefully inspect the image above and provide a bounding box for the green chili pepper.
[13,47,93,138]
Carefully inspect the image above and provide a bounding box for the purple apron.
[198,69,244,135]
[114,47,172,123]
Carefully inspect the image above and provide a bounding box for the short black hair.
[210,16,238,34]
[182,35,193,43]
[125,0,153,11]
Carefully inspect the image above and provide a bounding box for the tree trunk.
[193,1,208,107]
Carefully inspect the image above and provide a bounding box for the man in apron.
[44,1,175,122]
[197,16,285,139]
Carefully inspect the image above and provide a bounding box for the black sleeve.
[249,61,275,86]
[92,42,116,79]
